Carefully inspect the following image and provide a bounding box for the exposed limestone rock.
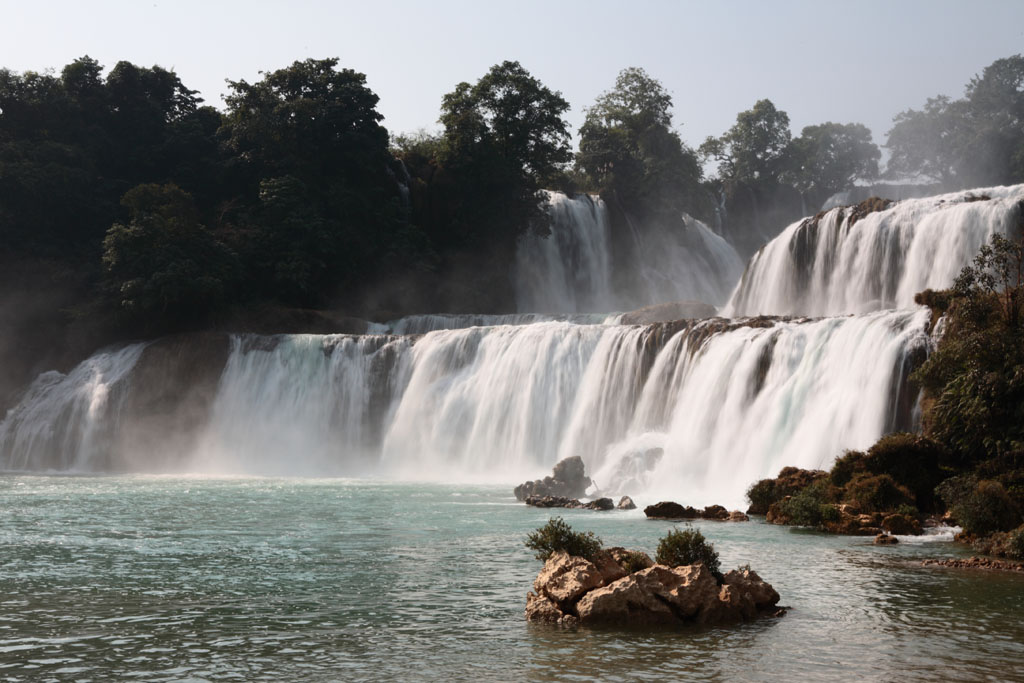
[728,511,750,522]
[527,552,781,627]
[515,456,592,501]
[874,533,899,545]
[617,496,637,510]
[533,551,605,605]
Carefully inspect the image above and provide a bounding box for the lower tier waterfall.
[0,309,933,506]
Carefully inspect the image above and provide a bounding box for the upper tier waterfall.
[724,185,1024,317]
[515,191,744,313]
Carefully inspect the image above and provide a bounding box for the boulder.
[591,549,629,584]
[644,501,699,519]
[728,510,750,522]
[617,496,637,510]
[523,495,614,511]
[533,551,605,605]
[881,513,923,536]
[703,505,730,520]
[514,456,592,501]
[526,553,782,627]
[874,533,899,545]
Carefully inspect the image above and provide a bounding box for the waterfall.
[0,344,146,471]
[0,312,931,506]
[514,191,744,313]
[380,312,614,335]
[5,183,1014,506]
[514,192,614,313]
[724,184,1024,317]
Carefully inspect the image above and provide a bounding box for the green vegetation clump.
[1006,526,1024,560]
[654,526,722,581]
[777,480,839,526]
[746,467,827,515]
[621,551,651,574]
[829,450,867,488]
[524,517,602,562]
[844,473,915,514]
[937,476,1021,536]
[745,479,778,515]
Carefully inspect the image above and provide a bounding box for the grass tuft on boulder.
[524,516,602,561]
[655,526,723,582]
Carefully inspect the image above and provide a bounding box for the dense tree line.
[1,53,1022,348]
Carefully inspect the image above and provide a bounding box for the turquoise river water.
[1,476,1022,682]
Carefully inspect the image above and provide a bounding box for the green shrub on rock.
[863,433,947,512]
[745,479,777,515]
[937,476,1021,536]
[844,473,914,513]
[1007,526,1024,560]
[830,449,867,487]
[621,550,652,574]
[778,480,839,526]
[525,517,602,561]
[655,526,722,581]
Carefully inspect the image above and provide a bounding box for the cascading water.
[514,191,614,313]
[380,312,614,335]
[0,344,146,471]
[724,185,1024,317]
[2,184,1016,506]
[514,191,744,312]
[0,311,931,507]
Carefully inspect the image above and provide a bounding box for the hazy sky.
[4,0,1023,151]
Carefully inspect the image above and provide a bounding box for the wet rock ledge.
[645,501,749,522]
[526,550,782,627]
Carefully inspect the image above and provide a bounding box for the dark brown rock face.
[644,501,750,522]
[644,501,699,519]
[515,456,592,501]
[525,495,614,511]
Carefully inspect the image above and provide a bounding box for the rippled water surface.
[1,476,1022,681]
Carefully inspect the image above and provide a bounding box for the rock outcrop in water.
[525,495,614,511]
[514,456,592,501]
[526,550,782,626]
[644,501,749,522]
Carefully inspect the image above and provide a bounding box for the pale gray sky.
[3,0,1023,151]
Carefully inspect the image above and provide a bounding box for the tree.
[102,184,237,327]
[885,96,968,186]
[434,60,571,253]
[440,60,571,188]
[912,231,1024,462]
[701,99,792,189]
[783,122,880,201]
[886,54,1024,188]
[220,58,408,307]
[577,67,702,219]
[222,58,390,186]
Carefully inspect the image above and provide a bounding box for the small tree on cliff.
[912,231,1024,463]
